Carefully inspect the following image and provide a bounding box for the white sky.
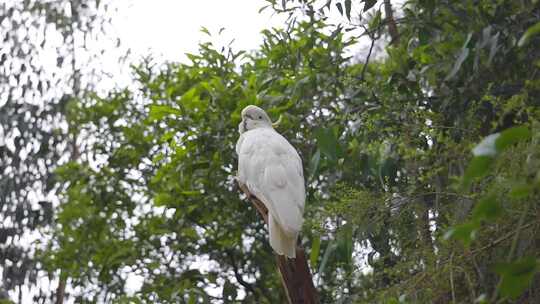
[113,0,287,62]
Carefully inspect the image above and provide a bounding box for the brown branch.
[238,182,268,223]
[237,180,319,304]
[55,272,66,304]
[383,0,400,45]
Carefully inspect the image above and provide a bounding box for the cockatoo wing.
[237,128,305,237]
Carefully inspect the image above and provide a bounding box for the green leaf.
[509,182,534,199]
[258,5,269,13]
[200,26,211,36]
[222,280,237,300]
[310,235,321,269]
[318,240,337,276]
[181,191,201,196]
[314,127,342,162]
[368,10,382,31]
[445,47,469,81]
[187,292,197,304]
[380,157,398,186]
[309,149,321,181]
[363,0,377,12]
[472,194,502,221]
[443,221,479,247]
[518,21,540,47]
[182,227,198,239]
[444,32,473,81]
[344,0,352,20]
[337,223,353,267]
[462,156,494,187]
[148,104,182,121]
[495,126,531,152]
[494,256,538,299]
[386,298,399,304]
[324,0,333,10]
[336,2,344,16]
[154,193,173,207]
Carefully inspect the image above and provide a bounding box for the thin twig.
[226,249,258,298]
[471,222,534,255]
[490,204,531,302]
[449,253,456,304]
[402,221,536,294]
[360,38,376,81]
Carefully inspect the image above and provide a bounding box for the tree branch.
[383,0,400,45]
[360,37,376,81]
[237,180,319,304]
[226,249,259,300]
[238,182,268,223]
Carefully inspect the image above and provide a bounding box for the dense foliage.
[2,0,540,303]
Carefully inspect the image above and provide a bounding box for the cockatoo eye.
[258,115,262,119]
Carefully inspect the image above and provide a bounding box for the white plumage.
[236,105,305,258]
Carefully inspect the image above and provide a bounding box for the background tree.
[0,0,124,302]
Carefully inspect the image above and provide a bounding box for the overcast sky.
[113,0,286,62]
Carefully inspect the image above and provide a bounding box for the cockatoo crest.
[236,105,305,258]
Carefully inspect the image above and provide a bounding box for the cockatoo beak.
[272,114,283,128]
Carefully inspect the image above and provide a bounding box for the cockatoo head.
[239,105,272,133]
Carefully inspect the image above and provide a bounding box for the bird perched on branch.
[236,105,305,258]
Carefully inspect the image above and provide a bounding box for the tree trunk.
[55,273,66,304]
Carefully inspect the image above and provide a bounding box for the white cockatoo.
[236,105,305,258]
